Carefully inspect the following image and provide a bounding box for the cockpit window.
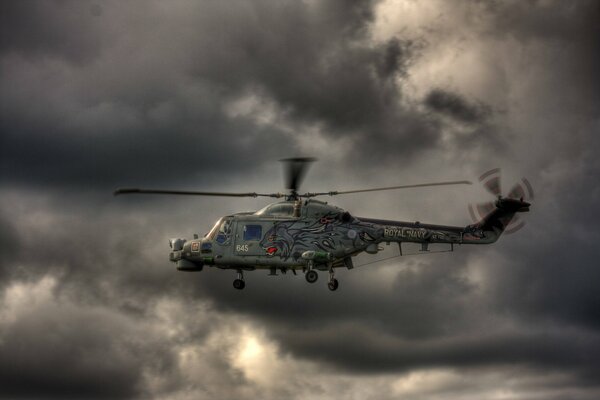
[205,218,223,239]
[219,219,231,234]
[215,219,233,244]
[255,203,295,217]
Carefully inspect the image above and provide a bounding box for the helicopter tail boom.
[463,197,530,243]
[358,197,530,246]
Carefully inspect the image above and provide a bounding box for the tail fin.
[465,198,530,243]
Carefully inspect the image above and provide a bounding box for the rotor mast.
[280,157,316,201]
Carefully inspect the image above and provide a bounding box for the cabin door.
[234,221,273,256]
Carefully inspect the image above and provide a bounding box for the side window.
[243,225,262,241]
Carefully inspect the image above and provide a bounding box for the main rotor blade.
[280,157,316,192]
[114,188,284,198]
[304,180,472,197]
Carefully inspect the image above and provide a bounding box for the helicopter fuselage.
[117,158,531,291]
[169,198,528,275]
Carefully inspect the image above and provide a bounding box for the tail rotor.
[468,169,534,234]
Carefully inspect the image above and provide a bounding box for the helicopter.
[114,158,531,291]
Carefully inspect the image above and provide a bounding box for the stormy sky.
[1,0,599,398]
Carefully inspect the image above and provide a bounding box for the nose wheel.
[233,270,245,290]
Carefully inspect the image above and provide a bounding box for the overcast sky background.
[1,1,599,399]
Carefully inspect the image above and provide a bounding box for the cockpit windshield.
[205,218,223,239]
[254,203,296,217]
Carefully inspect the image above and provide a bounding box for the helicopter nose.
[169,238,186,251]
[169,238,186,262]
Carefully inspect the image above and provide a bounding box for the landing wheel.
[305,270,318,283]
[327,279,339,291]
[233,279,245,290]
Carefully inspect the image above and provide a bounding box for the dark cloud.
[0,286,176,399]
[481,0,600,109]
[0,101,289,190]
[482,0,600,45]
[0,211,18,284]
[0,0,440,194]
[484,166,600,331]
[274,323,600,377]
[184,1,433,158]
[188,255,476,338]
[0,1,110,64]
[424,88,491,124]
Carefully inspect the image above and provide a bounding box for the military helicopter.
[114,158,531,291]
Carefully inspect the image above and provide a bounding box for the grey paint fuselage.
[170,197,529,272]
